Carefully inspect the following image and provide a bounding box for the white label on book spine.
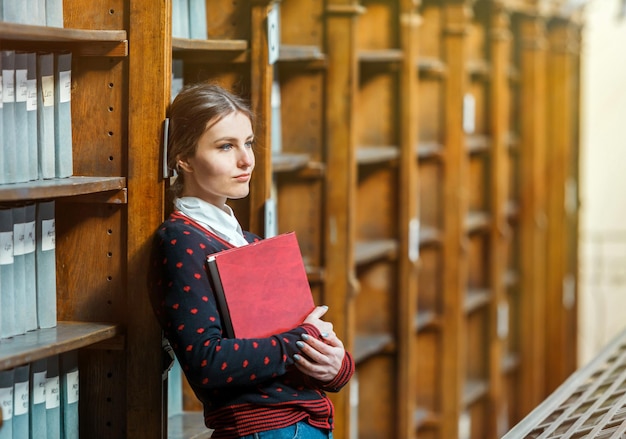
[0,231,14,265]
[42,75,54,107]
[66,370,79,404]
[32,371,47,404]
[2,69,14,103]
[42,218,56,251]
[0,386,14,420]
[24,221,36,254]
[27,78,37,111]
[14,381,29,416]
[0,73,3,108]
[13,222,26,256]
[59,70,71,103]
[409,218,419,262]
[16,69,28,103]
[45,376,60,409]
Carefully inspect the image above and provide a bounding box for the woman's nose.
[238,147,254,167]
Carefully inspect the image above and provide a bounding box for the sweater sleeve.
[150,221,313,390]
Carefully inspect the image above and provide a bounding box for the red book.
[206,231,315,339]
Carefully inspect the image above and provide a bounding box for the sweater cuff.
[320,351,355,392]
[300,323,322,339]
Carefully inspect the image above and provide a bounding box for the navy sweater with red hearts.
[149,212,354,438]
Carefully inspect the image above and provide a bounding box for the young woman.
[150,83,354,439]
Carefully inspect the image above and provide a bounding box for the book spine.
[26,53,38,181]
[54,52,72,178]
[45,356,61,439]
[29,359,48,439]
[60,351,79,439]
[0,369,15,439]
[37,52,56,180]
[23,204,38,332]
[12,206,27,336]
[0,208,16,339]
[206,257,235,338]
[171,59,184,102]
[12,364,30,439]
[188,0,208,40]
[2,0,27,24]
[45,0,63,27]
[2,50,17,185]
[36,200,56,329]
[14,52,31,184]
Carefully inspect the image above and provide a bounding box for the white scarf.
[174,197,249,247]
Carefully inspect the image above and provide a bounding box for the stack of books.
[0,0,64,27]
[0,200,56,340]
[172,0,208,40]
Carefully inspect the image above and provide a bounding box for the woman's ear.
[176,157,193,173]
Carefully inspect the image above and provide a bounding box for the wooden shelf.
[353,333,395,364]
[0,176,126,202]
[354,239,398,266]
[463,378,490,406]
[465,288,492,314]
[418,57,447,77]
[172,37,248,63]
[358,49,404,63]
[417,141,444,161]
[419,225,442,247]
[0,321,121,370]
[415,310,441,332]
[465,210,492,234]
[278,44,327,68]
[0,22,127,56]
[466,134,492,155]
[356,146,400,165]
[414,407,441,430]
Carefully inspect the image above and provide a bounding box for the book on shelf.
[45,356,61,439]
[37,52,56,180]
[14,52,31,184]
[24,204,38,332]
[188,0,208,40]
[12,205,27,336]
[54,52,73,178]
[206,231,315,339]
[2,50,17,185]
[36,200,57,329]
[0,368,15,439]
[172,0,190,38]
[26,52,38,181]
[0,208,16,339]
[60,351,79,439]
[171,59,184,102]
[45,0,63,27]
[2,0,27,24]
[30,359,48,438]
[12,364,30,439]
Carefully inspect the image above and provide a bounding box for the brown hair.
[166,82,255,197]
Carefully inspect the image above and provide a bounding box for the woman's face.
[179,111,255,208]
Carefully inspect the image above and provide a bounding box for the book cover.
[12,206,27,337]
[54,52,72,178]
[0,208,16,339]
[26,52,38,181]
[14,52,30,183]
[2,50,17,185]
[60,351,78,439]
[45,356,61,439]
[36,200,56,329]
[172,0,189,38]
[23,204,38,332]
[206,232,315,339]
[37,52,56,179]
[0,368,15,439]
[12,364,30,439]
[29,359,48,438]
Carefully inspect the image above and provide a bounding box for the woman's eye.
[219,143,233,151]
[245,141,254,148]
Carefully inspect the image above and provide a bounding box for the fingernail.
[296,341,305,348]
[321,332,329,338]
[322,305,329,309]
[301,334,309,341]
[293,354,301,361]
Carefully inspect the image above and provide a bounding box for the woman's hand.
[295,306,346,382]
